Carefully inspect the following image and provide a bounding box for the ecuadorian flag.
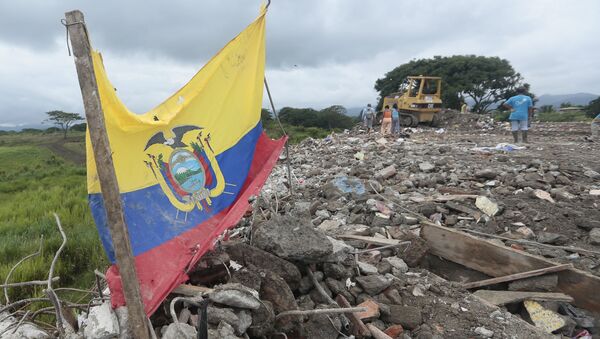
[86,5,285,314]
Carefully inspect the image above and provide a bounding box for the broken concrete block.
[0,313,49,339]
[323,236,355,264]
[209,285,261,310]
[355,275,392,295]
[576,218,600,231]
[162,323,197,339]
[83,302,119,339]
[207,321,240,339]
[524,300,566,333]
[303,309,342,339]
[355,299,380,320]
[514,226,535,239]
[383,256,409,273]
[247,300,275,338]
[589,228,600,245]
[358,261,378,275]
[475,196,499,217]
[418,161,435,172]
[377,165,397,179]
[382,305,423,330]
[317,219,341,233]
[224,242,301,290]
[475,169,498,180]
[537,232,568,245]
[252,215,333,262]
[532,189,556,203]
[474,326,494,338]
[259,270,299,332]
[584,170,600,179]
[508,274,558,292]
[206,306,239,329]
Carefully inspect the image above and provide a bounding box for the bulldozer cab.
[405,76,441,98]
[382,75,443,127]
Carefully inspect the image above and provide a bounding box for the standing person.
[362,104,375,133]
[381,105,392,135]
[392,103,400,135]
[503,87,534,143]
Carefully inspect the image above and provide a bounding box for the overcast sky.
[0,0,599,127]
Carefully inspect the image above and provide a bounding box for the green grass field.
[0,132,106,303]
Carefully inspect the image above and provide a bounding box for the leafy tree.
[539,105,554,113]
[45,110,84,139]
[278,105,354,130]
[260,108,273,124]
[560,102,573,108]
[70,123,87,132]
[44,127,61,134]
[586,97,600,118]
[375,55,532,113]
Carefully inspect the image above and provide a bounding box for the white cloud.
[0,0,599,124]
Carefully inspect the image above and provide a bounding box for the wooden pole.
[64,10,150,339]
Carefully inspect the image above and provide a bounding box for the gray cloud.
[0,0,599,125]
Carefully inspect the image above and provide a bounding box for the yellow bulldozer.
[381,76,443,127]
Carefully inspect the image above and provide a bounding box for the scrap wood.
[473,290,573,306]
[275,307,367,320]
[171,284,213,296]
[366,323,394,339]
[434,194,478,202]
[445,201,482,219]
[421,223,600,313]
[462,264,573,289]
[336,294,371,337]
[458,228,600,256]
[337,235,400,246]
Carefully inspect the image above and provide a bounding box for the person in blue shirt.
[503,87,534,143]
[391,103,400,135]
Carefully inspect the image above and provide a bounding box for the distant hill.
[345,107,364,117]
[0,123,46,131]
[537,93,598,108]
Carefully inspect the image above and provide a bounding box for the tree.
[586,97,600,118]
[260,108,273,124]
[375,55,533,113]
[278,105,355,130]
[70,123,87,132]
[44,110,84,139]
[560,102,573,108]
[539,105,554,113]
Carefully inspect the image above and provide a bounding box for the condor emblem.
[143,125,234,216]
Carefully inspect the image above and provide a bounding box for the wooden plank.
[421,224,600,313]
[65,10,149,339]
[462,264,573,289]
[444,201,482,219]
[434,194,478,202]
[473,290,573,306]
[337,235,400,246]
[172,284,214,296]
[366,324,393,339]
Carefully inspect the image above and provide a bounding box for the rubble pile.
[60,122,600,338]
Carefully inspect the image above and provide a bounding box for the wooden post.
[64,10,150,339]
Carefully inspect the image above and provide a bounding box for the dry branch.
[3,236,43,305]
